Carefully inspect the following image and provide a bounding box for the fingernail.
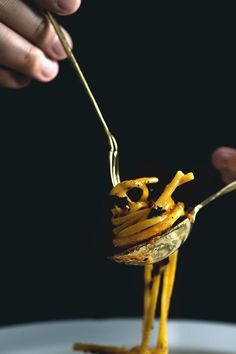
[51,33,72,58]
[51,37,65,58]
[57,0,77,12]
[41,59,58,80]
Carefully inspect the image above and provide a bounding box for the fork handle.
[46,12,120,186]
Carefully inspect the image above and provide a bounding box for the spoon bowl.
[109,181,236,265]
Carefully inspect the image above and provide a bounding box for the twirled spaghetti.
[110,171,194,249]
[74,171,194,354]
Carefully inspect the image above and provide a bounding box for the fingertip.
[212,146,236,184]
[222,174,234,184]
[51,28,73,59]
[56,0,81,15]
[39,58,59,82]
[211,146,236,168]
[62,28,73,49]
[211,147,223,168]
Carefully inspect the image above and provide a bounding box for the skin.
[0,0,81,88]
[212,147,236,184]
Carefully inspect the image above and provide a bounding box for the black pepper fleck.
[148,205,166,218]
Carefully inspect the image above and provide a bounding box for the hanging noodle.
[74,171,194,354]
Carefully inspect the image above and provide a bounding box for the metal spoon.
[109,181,236,266]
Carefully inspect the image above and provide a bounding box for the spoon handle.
[197,181,236,211]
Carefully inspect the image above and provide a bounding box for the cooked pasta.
[74,171,194,354]
[110,171,193,249]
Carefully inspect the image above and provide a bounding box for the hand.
[0,0,81,88]
[212,147,236,184]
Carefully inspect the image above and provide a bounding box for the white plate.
[0,319,236,354]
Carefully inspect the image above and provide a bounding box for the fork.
[46,12,120,187]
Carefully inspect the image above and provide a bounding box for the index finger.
[33,0,81,15]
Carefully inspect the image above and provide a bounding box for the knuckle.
[32,16,58,56]
[33,16,47,39]
[32,15,52,44]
